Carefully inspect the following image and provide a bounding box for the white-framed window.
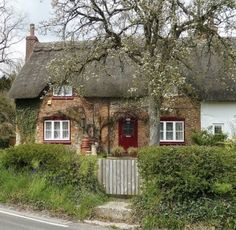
[160,121,184,142]
[53,85,73,97]
[44,120,70,141]
[212,123,224,134]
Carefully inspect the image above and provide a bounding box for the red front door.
[119,117,138,150]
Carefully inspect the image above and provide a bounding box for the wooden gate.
[98,159,140,195]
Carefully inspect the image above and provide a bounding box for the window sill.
[43,140,71,145]
[160,141,185,146]
[52,96,74,100]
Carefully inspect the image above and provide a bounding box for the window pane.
[45,122,51,130]
[176,132,183,140]
[45,122,52,139]
[53,86,64,96]
[166,132,173,140]
[123,121,134,136]
[214,125,222,134]
[46,131,51,139]
[62,121,69,140]
[64,86,72,96]
[166,123,173,131]
[63,131,69,139]
[62,121,69,130]
[176,122,183,131]
[54,122,60,129]
[54,122,60,139]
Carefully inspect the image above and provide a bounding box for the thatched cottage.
[9,25,236,153]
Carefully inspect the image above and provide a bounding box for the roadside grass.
[0,146,107,220]
[0,165,106,219]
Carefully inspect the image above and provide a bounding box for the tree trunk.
[148,87,161,146]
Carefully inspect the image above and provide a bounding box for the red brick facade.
[35,91,200,152]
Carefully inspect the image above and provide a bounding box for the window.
[160,121,184,142]
[44,120,70,141]
[122,118,134,137]
[213,123,224,134]
[53,85,73,97]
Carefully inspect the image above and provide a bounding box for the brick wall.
[36,93,200,152]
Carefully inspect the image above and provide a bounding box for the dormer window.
[53,85,73,97]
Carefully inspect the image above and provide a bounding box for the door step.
[94,201,134,223]
[86,201,139,229]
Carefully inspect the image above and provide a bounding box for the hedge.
[2,144,101,191]
[134,146,236,229]
[0,144,106,219]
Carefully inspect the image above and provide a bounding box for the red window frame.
[160,117,185,145]
[43,116,71,144]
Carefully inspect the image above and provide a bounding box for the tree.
[45,0,236,145]
[0,0,25,75]
[0,72,15,147]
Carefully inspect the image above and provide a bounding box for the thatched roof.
[9,40,236,101]
[9,42,145,99]
[184,40,236,101]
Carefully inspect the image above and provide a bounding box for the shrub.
[134,146,236,229]
[111,146,125,157]
[2,144,74,172]
[2,144,102,191]
[127,147,138,157]
[0,137,9,149]
[0,144,107,219]
[191,130,227,146]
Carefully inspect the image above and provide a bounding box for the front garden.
[0,144,106,219]
[0,142,236,229]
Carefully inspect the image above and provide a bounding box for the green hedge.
[134,146,236,229]
[2,144,101,191]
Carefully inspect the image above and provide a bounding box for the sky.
[12,0,58,62]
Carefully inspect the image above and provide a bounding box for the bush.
[191,130,227,146]
[111,146,125,157]
[0,144,107,219]
[134,146,236,229]
[2,144,102,191]
[2,144,74,171]
[127,147,138,157]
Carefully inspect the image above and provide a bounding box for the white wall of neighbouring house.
[201,102,236,138]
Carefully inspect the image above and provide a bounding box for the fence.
[98,158,140,196]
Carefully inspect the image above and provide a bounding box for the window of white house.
[44,120,70,141]
[160,121,184,142]
[212,123,224,134]
[53,85,73,97]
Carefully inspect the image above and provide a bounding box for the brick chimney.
[25,24,38,61]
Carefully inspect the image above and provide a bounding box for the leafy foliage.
[0,76,12,92]
[127,147,138,157]
[111,146,125,157]
[0,144,106,219]
[134,146,236,229]
[2,144,102,191]
[0,73,16,145]
[191,130,227,146]
[15,99,41,143]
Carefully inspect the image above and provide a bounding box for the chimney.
[25,24,39,61]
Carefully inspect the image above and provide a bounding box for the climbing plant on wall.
[15,99,41,143]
